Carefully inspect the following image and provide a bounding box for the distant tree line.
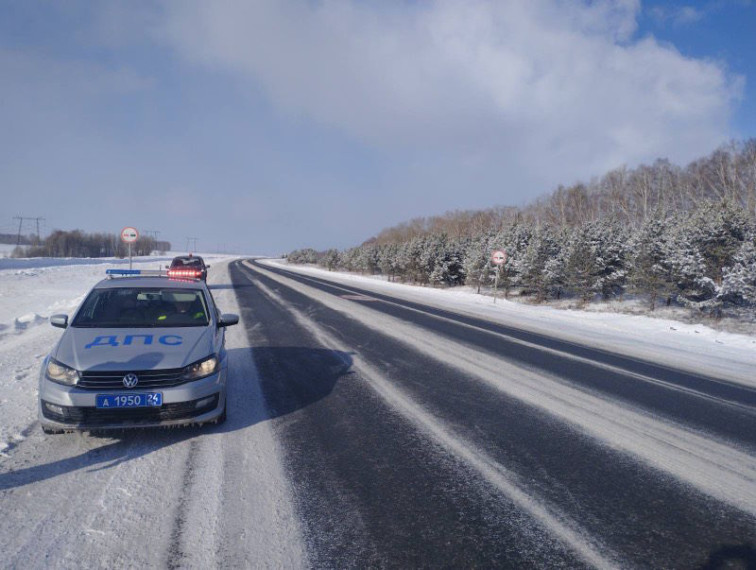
[0,233,36,246]
[289,139,756,316]
[12,230,170,258]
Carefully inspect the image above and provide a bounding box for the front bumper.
[38,364,226,431]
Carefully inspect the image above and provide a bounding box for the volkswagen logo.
[123,373,139,388]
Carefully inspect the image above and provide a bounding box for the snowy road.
[0,259,305,569]
[1,257,755,568]
[231,259,756,568]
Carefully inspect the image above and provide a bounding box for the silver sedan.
[38,271,238,433]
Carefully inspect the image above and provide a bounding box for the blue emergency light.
[106,269,165,277]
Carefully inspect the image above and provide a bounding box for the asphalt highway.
[230,259,756,568]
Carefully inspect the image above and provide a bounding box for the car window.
[171,257,203,269]
[72,287,210,327]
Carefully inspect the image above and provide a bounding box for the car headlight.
[182,355,219,381]
[46,358,80,386]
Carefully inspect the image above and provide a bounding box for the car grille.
[41,394,219,426]
[77,368,186,390]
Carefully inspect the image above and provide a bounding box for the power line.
[13,216,45,245]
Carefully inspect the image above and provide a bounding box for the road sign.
[491,250,507,265]
[121,227,139,243]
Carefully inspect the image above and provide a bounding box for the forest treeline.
[0,234,35,246]
[288,140,756,316]
[11,230,170,259]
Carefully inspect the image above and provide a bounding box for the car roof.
[93,276,208,290]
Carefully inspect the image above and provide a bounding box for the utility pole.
[34,217,44,244]
[13,216,45,245]
[186,237,198,252]
[14,216,22,246]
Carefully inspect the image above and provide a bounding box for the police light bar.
[167,269,202,278]
[106,269,165,277]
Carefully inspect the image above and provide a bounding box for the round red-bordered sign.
[491,250,507,265]
[121,227,139,243]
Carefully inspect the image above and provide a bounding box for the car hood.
[53,326,215,372]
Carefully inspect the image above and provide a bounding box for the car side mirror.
[206,265,211,268]
[218,313,239,327]
[50,314,69,329]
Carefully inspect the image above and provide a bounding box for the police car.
[38,269,239,433]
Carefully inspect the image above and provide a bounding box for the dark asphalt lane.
[231,260,756,569]
[252,260,756,452]
[229,262,591,569]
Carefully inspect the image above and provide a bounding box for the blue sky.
[638,0,756,138]
[1,1,754,255]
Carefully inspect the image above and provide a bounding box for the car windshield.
[71,287,210,328]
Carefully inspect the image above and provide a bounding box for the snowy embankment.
[0,253,236,455]
[262,259,756,389]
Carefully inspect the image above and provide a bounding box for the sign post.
[120,227,139,270]
[491,250,507,304]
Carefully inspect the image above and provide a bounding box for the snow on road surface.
[237,259,756,567]
[253,261,756,517]
[0,256,306,569]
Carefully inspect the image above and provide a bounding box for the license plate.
[96,393,163,409]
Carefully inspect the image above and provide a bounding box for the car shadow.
[697,543,756,569]
[0,346,352,491]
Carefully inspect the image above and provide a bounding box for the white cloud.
[649,5,705,26]
[157,0,740,185]
[562,0,641,41]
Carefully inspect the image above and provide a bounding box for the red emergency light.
[167,269,202,279]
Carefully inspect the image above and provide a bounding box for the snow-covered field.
[0,244,18,258]
[2,254,756,457]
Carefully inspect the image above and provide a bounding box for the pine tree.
[629,211,673,310]
[543,226,569,300]
[565,226,598,305]
[320,249,340,271]
[664,211,716,309]
[686,200,751,285]
[378,243,399,281]
[519,225,562,302]
[500,223,533,297]
[719,239,756,308]
[587,219,628,300]
[463,234,496,293]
